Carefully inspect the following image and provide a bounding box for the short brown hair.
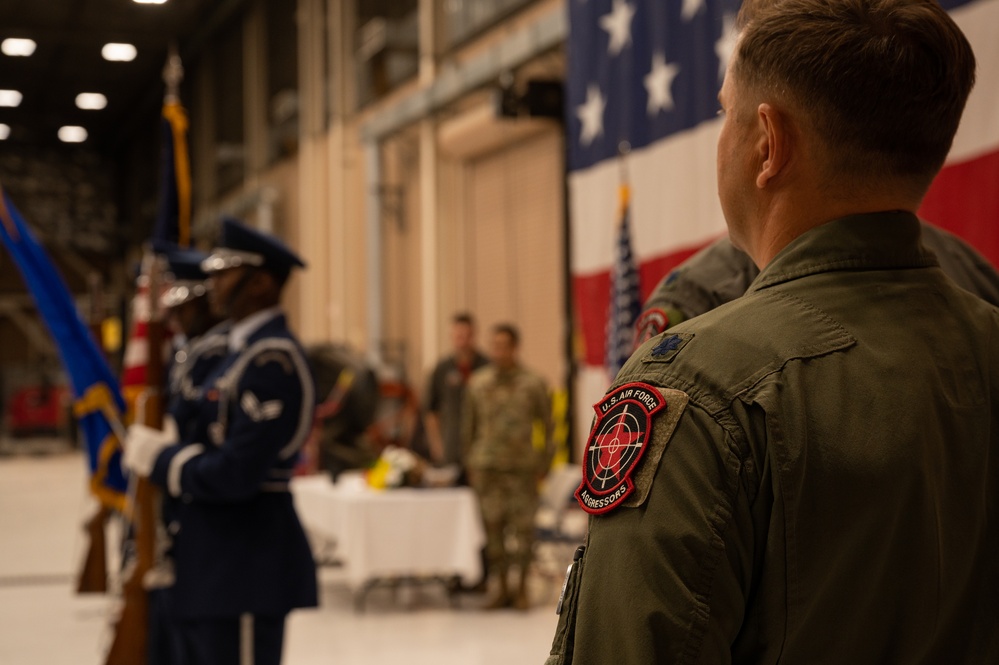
[734,0,975,190]
[493,323,520,347]
[453,312,474,327]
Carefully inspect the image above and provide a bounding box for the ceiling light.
[101,43,137,62]
[58,126,88,143]
[134,0,168,3]
[1,38,36,57]
[76,93,108,110]
[0,124,9,140]
[0,90,22,107]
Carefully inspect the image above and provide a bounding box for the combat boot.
[512,570,530,611]
[483,574,511,610]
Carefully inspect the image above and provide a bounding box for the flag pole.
[104,249,166,665]
[104,49,181,665]
[76,272,112,594]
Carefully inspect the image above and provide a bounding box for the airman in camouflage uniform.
[463,323,552,610]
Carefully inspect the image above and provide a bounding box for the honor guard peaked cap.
[157,242,210,309]
[201,217,306,282]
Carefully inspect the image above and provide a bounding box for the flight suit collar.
[748,211,939,293]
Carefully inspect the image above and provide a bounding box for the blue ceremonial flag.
[605,183,641,378]
[122,97,192,408]
[153,101,192,247]
[0,190,128,512]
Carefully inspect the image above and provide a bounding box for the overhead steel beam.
[360,5,567,141]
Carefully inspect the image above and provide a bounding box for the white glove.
[122,416,179,477]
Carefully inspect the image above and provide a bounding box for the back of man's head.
[734,0,975,193]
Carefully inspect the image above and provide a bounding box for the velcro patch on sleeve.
[633,308,670,347]
[621,388,688,509]
[644,332,694,363]
[575,382,688,515]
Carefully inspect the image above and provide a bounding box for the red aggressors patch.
[575,382,666,515]
[632,307,670,348]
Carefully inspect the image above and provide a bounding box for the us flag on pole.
[605,184,641,379]
[566,0,999,444]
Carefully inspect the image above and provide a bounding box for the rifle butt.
[76,506,109,594]
[103,583,150,665]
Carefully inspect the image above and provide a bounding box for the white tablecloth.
[291,474,485,591]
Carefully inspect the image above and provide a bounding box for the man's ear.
[756,103,791,189]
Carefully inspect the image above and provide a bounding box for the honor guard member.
[547,1,999,663]
[147,243,230,665]
[124,218,317,665]
[159,243,231,443]
[635,224,999,345]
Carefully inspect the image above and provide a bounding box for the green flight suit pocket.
[544,546,586,665]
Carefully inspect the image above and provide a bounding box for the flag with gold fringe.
[0,190,128,511]
[154,99,192,248]
[121,95,192,419]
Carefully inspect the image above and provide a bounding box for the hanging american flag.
[566,0,999,446]
[605,183,641,378]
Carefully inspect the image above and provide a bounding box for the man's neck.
[747,190,921,268]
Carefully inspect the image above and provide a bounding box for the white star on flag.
[681,0,706,20]
[715,13,738,81]
[577,84,606,146]
[644,52,680,115]
[599,0,636,56]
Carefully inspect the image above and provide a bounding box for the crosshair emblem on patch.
[576,382,666,515]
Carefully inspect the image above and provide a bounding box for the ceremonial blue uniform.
[166,321,230,443]
[148,244,227,665]
[143,220,317,665]
[149,325,229,665]
[149,310,317,663]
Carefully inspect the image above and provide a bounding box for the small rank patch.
[645,332,694,363]
[575,382,666,515]
[633,308,670,347]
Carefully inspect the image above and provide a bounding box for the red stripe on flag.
[919,149,999,266]
[575,243,707,367]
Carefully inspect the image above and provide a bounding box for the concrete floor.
[0,443,561,665]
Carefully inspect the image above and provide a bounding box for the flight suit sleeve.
[641,239,760,325]
[550,400,756,664]
[151,346,313,502]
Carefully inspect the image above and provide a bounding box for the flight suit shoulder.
[623,287,857,412]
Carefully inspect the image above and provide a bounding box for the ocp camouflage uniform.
[463,364,552,585]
